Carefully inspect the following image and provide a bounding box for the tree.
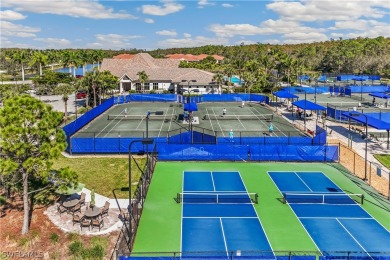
[55,82,75,118]
[137,70,149,93]
[29,51,48,76]
[0,95,77,234]
[212,72,224,94]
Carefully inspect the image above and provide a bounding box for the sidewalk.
[276,105,388,169]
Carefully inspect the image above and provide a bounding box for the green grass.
[374,154,390,170]
[52,155,145,198]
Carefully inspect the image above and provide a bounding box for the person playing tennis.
[229,129,234,142]
[269,123,274,135]
[223,108,227,116]
[124,107,128,118]
[241,101,245,108]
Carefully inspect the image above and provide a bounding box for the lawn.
[52,155,146,198]
[374,154,390,170]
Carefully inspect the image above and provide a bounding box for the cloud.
[0,10,26,20]
[198,0,215,8]
[142,1,184,16]
[1,0,135,19]
[0,21,40,37]
[183,33,191,38]
[89,34,143,50]
[144,18,155,23]
[34,38,72,48]
[266,0,389,22]
[156,30,177,36]
[158,36,229,48]
[222,3,234,8]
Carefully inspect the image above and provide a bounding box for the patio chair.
[120,209,129,222]
[91,218,104,231]
[72,214,82,226]
[79,192,86,206]
[70,204,81,215]
[80,219,91,231]
[57,204,67,215]
[100,201,110,218]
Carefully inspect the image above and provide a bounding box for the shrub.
[50,232,59,243]
[82,245,104,259]
[68,241,83,256]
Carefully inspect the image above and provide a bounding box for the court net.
[202,114,273,121]
[107,114,177,121]
[282,192,364,205]
[176,192,258,204]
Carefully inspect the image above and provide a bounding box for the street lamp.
[182,86,199,144]
[127,138,154,250]
[350,112,368,181]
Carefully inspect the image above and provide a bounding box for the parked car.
[76,90,87,99]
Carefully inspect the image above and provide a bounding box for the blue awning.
[369,92,390,99]
[292,100,326,111]
[184,102,198,112]
[342,112,390,130]
[273,91,299,99]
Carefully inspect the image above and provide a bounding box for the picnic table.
[84,207,101,219]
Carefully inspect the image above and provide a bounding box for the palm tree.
[137,70,149,93]
[55,82,75,119]
[11,50,28,82]
[212,72,224,94]
[83,69,102,108]
[29,51,48,76]
[224,65,235,93]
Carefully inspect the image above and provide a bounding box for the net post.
[361,194,364,205]
[282,193,287,204]
[176,193,181,203]
[254,193,259,204]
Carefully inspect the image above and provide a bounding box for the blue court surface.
[181,171,274,258]
[269,171,390,258]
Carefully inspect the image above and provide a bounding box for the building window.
[153,83,158,90]
[144,83,150,91]
[135,83,141,91]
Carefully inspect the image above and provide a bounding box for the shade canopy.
[369,92,390,99]
[292,99,326,111]
[273,91,299,99]
[342,112,390,130]
[184,102,198,112]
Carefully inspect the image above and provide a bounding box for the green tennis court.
[132,162,390,256]
[74,102,304,138]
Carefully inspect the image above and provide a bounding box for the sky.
[1,0,389,50]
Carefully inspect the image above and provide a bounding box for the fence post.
[94,132,96,155]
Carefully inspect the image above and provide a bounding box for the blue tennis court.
[181,171,274,258]
[269,171,390,258]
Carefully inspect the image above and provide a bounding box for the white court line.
[180,170,185,256]
[183,216,259,219]
[219,218,229,257]
[299,217,373,220]
[336,218,372,259]
[205,108,215,133]
[293,172,313,192]
[183,190,251,193]
[251,107,287,137]
[211,108,225,136]
[266,171,322,254]
[238,172,276,257]
[210,172,216,191]
[233,113,247,130]
[99,108,132,137]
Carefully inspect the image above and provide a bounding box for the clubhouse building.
[100,53,219,94]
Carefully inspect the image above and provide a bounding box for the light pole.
[182,86,199,144]
[127,138,154,250]
[112,187,131,252]
[350,112,368,181]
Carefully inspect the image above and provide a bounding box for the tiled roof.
[113,54,136,59]
[101,53,214,84]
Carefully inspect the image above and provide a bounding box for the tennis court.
[131,162,390,258]
[180,171,273,257]
[74,102,303,138]
[269,171,390,257]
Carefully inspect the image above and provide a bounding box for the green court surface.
[74,102,303,138]
[132,162,390,255]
